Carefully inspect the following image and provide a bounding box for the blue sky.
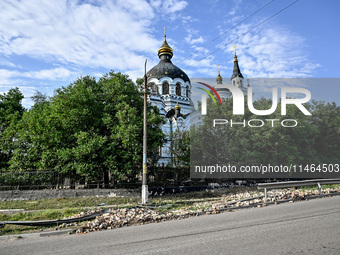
[0,0,339,108]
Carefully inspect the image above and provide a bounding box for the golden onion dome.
[174,102,181,110]
[158,36,173,58]
[147,28,190,83]
[216,73,223,84]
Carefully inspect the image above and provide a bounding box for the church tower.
[231,45,244,87]
[213,45,248,100]
[214,64,231,99]
[146,28,191,166]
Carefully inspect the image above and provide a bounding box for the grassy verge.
[298,184,340,192]
[0,208,83,236]
[0,197,140,211]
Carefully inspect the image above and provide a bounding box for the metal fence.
[0,166,190,190]
[257,178,340,199]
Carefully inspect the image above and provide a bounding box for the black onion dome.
[147,57,190,83]
[147,36,190,83]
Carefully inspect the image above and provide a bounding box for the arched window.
[151,83,158,94]
[186,85,189,97]
[162,82,169,94]
[176,83,181,96]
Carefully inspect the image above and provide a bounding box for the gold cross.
[164,27,167,37]
[233,45,237,54]
[217,64,220,74]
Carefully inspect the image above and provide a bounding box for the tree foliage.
[5,72,166,183]
[0,88,25,169]
[191,96,340,167]
[168,128,190,167]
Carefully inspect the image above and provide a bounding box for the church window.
[151,83,158,94]
[186,85,189,97]
[176,83,181,96]
[162,82,169,95]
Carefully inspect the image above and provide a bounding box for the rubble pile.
[58,186,340,234]
[75,208,188,234]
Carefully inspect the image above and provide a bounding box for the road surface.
[1,196,340,255]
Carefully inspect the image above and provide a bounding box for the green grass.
[298,184,340,192]
[0,208,83,236]
[0,208,83,222]
[1,224,46,236]
[0,196,140,210]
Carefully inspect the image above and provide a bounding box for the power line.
[188,0,300,67]
[179,0,275,64]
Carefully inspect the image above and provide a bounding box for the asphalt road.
[1,196,340,255]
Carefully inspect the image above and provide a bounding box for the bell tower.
[231,45,244,88]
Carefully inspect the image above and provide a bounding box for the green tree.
[309,101,340,163]
[191,96,339,172]
[167,128,190,167]
[0,87,25,169]
[9,72,166,185]
[167,128,191,184]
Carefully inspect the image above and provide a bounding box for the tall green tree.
[0,87,25,169]
[9,72,166,185]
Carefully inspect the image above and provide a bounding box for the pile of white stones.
[75,208,182,234]
[68,186,340,234]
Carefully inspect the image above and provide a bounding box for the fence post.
[17,171,20,190]
[317,183,322,194]
[56,172,59,190]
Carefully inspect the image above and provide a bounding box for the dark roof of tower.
[231,54,244,79]
[147,58,190,83]
[147,34,190,83]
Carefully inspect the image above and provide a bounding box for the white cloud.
[0,0,167,72]
[179,20,320,81]
[26,68,74,80]
[0,59,18,68]
[0,0,190,108]
[191,36,204,44]
[150,0,188,14]
[218,23,320,78]
[0,67,73,80]
[185,35,204,45]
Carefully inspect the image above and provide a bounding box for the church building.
[146,30,249,166]
[146,29,193,166]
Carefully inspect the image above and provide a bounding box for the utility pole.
[142,59,148,204]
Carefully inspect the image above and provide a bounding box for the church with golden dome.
[146,29,193,166]
[147,30,249,166]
